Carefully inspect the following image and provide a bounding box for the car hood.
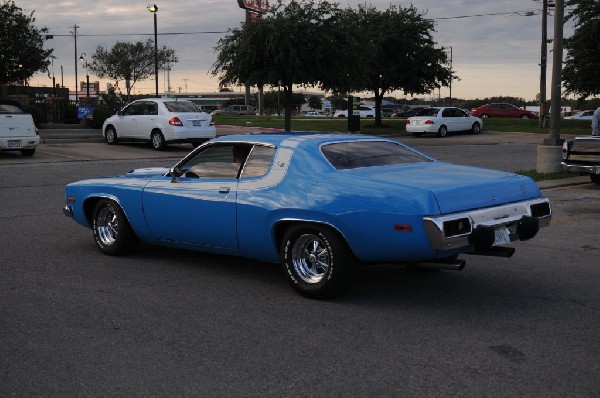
[126,167,170,178]
[351,162,541,214]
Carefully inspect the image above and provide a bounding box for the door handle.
[219,187,230,194]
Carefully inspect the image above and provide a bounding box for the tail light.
[35,127,39,135]
[169,117,183,126]
[405,119,411,125]
[209,117,215,126]
[425,120,434,125]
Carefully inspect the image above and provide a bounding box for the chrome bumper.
[561,162,600,175]
[423,197,551,251]
[62,205,73,218]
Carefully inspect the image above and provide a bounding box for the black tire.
[281,224,357,299]
[481,114,489,118]
[471,122,481,134]
[20,148,35,156]
[520,114,530,119]
[151,130,166,151]
[438,125,448,137]
[412,132,422,137]
[105,126,118,145]
[590,174,600,185]
[92,199,139,256]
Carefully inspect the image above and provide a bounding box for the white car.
[406,107,483,138]
[102,98,216,150]
[333,105,375,118]
[564,110,594,120]
[304,111,327,117]
[0,101,39,156]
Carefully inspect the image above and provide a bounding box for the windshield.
[164,101,201,113]
[321,141,432,170]
[0,104,25,114]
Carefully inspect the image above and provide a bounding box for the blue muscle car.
[63,133,552,298]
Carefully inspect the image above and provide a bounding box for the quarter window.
[321,141,432,170]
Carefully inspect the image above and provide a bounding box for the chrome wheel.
[291,233,331,284]
[95,206,120,246]
[92,199,139,255]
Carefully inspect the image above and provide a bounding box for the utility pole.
[69,24,79,103]
[539,0,548,127]
[546,0,563,146]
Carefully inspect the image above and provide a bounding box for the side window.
[442,109,452,117]
[181,144,250,179]
[122,103,142,116]
[241,146,275,178]
[491,104,502,110]
[145,102,158,115]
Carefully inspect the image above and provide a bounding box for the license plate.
[7,140,21,148]
[192,120,202,126]
[493,227,511,246]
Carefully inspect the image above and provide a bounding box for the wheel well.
[274,220,354,255]
[82,197,124,226]
[104,124,115,133]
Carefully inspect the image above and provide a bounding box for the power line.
[47,31,227,37]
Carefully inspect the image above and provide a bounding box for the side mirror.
[169,166,182,183]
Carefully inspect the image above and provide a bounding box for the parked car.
[334,106,375,118]
[102,98,216,151]
[211,105,255,115]
[561,136,600,184]
[392,107,427,118]
[0,100,39,156]
[304,111,327,117]
[381,108,396,117]
[63,133,551,299]
[470,103,538,119]
[564,110,595,120]
[406,107,483,137]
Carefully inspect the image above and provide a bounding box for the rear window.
[0,104,25,114]
[164,101,200,113]
[416,108,440,117]
[321,141,432,170]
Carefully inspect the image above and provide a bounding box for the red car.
[471,103,538,119]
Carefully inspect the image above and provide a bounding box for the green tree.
[563,0,600,99]
[326,5,453,127]
[0,1,53,85]
[88,40,177,100]
[308,95,322,110]
[211,0,349,131]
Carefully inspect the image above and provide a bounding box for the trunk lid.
[350,162,541,214]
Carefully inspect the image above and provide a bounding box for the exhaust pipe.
[412,258,466,271]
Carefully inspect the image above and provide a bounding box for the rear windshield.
[321,141,432,170]
[416,108,440,117]
[164,101,200,113]
[0,104,25,114]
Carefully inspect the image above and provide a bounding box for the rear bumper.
[0,136,40,150]
[423,197,551,251]
[561,162,600,175]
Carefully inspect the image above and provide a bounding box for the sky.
[17,0,574,101]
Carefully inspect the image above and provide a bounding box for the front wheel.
[520,114,530,119]
[281,224,357,299]
[105,127,118,145]
[481,114,489,118]
[590,174,600,185]
[151,130,166,151]
[471,122,481,134]
[92,199,139,255]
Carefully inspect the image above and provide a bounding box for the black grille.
[530,202,551,218]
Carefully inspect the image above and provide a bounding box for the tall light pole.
[546,0,564,146]
[79,53,90,97]
[147,4,159,98]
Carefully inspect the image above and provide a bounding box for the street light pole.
[147,4,159,98]
[70,24,79,103]
[546,0,564,146]
[80,53,90,97]
[539,0,548,128]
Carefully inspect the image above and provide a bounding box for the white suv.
[333,105,376,118]
[0,101,39,156]
[102,98,216,150]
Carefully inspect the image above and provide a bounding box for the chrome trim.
[423,197,551,251]
[561,162,600,175]
[62,205,73,218]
